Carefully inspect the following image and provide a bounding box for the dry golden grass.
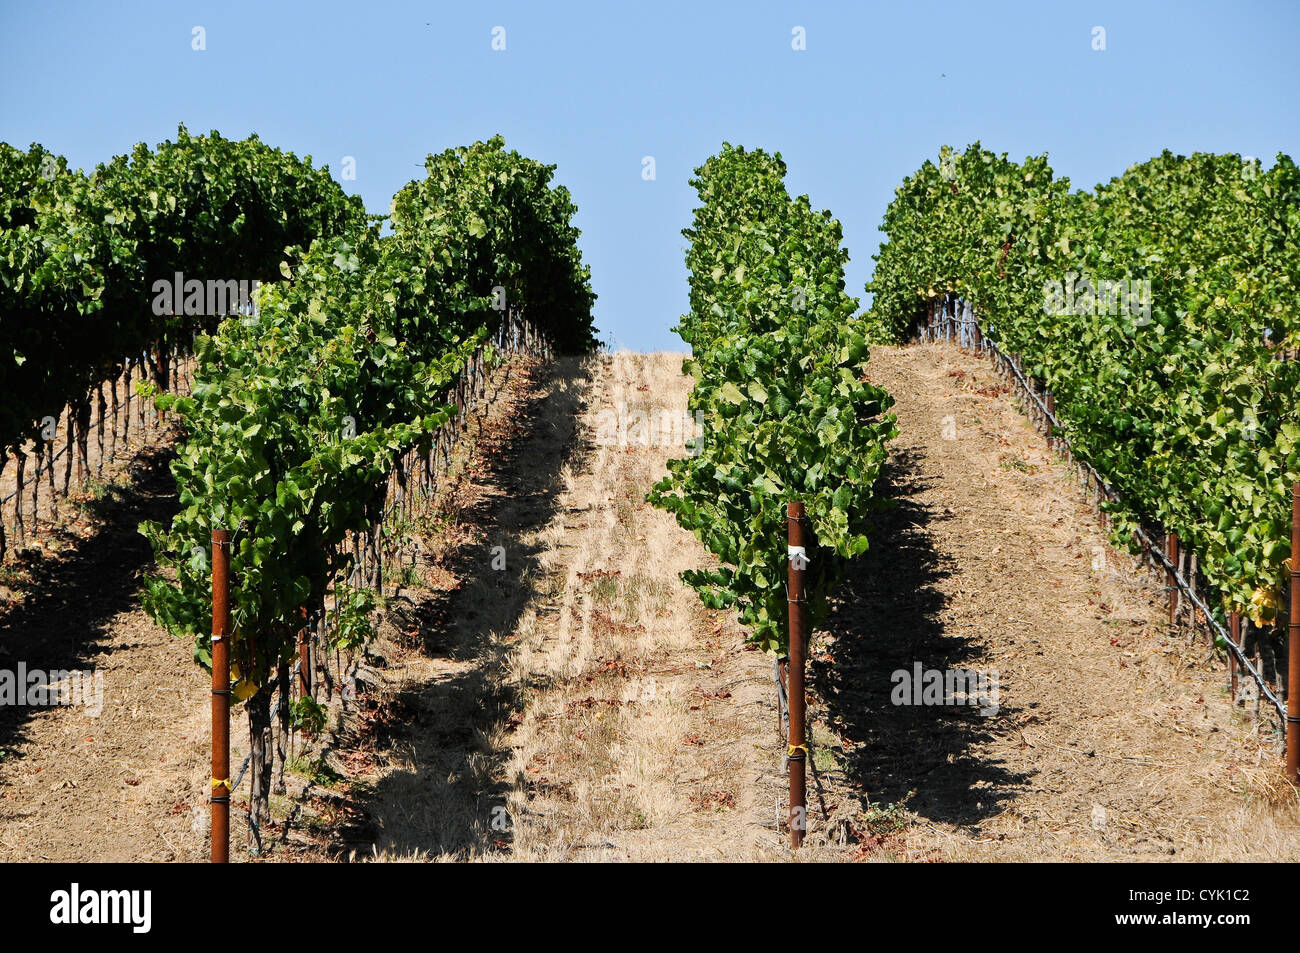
[289,344,1300,865]
[837,343,1300,863]
[495,351,793,861]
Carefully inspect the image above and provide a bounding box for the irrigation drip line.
[229,753,252,792]
[971,313,1287,726]
[1134,525,1286,723]
[773,656,789,737]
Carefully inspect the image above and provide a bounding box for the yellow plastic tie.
[211,778,232,792]
[787,744,808,757]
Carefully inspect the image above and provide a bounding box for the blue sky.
[2,1,1296,352]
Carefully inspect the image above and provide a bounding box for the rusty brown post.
[296,606,311,699]
[1229,611,1241,700]
[1289,484,1300,783]
[787,501,807,848]
[1167,532,1179,625]
[211,528,231,863]
[1045,393,1056,449]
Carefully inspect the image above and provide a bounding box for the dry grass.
[495,351,793,861]
[820,342,1300,863]
[279,343,1300,865]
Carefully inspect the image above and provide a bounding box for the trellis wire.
[922,296,1288,728]
[314,309,552,695]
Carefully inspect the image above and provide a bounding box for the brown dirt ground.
[815,342,1300,861]
[0,444,212,862]
[2,343,1296,863]
[491,351,791,861]
[297,352,811,861]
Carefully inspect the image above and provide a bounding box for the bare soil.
[817,342,1300,861]
[1,343,1295,863]
[296,352,798,861]
[0,446,211,862]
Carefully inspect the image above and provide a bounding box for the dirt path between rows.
[4,342,1296,863]
[816,342,1300,861]
[0,447,211,862]
[494,352,792,860]
[311,353,813,861]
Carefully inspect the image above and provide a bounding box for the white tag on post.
[788,546,809,571]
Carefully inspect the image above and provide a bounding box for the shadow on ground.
[811,448,1029,827]
[0,446,178,754]
[326,357,594,859]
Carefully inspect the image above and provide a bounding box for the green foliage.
[649,144,897,653]
[387,136,597,353]
[868,144,1300,617]
[859,791,915,836]
[330,584,378,651]
[139,137,597,701]
[95,124,366,289]
[289,697,328,736]
[0,142,138,454]
[0,126,364,457]
[139,227,475,691]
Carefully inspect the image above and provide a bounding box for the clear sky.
[2,1,1297,352]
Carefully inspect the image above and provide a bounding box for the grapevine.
[650,144,896,653]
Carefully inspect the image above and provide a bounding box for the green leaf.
[717,381,745,404]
